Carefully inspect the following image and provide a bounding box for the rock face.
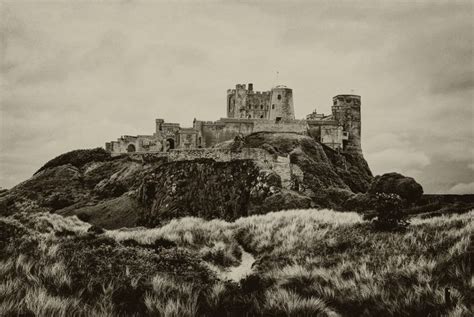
[1,133,375,228]
[369,172,423,202]
[138,159,261,226]
[236,132,373,194]
[0,150,167,229]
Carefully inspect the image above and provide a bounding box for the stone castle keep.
[105,83,362,155]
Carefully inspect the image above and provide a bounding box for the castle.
[105,83,362,155]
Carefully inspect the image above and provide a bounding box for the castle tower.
[226,89,237,118]
[155,119,164,134]
[269,86,295,121]
[332,94,362,154]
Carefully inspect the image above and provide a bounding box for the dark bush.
[153,237,177,249]
[261,143,278,155]
[42,192,75,210]
[240,274,270,294]
[371,193,408,230]
[369,172,423,202]
[76,212,91,222]
[35,148,110,175]
[87,225,105,234]
[93,181,128,198]
[343,193,373,211]
[55,229,76,237]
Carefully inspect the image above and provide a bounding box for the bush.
[35,148,110,175]
[41,192,75,210]
[343,192,373,211]
[371,193,408,230]
[369,172,423,203]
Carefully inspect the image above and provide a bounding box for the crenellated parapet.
[106,82,363,155]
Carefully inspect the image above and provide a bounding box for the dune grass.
[0,209,472,316]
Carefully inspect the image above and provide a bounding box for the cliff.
[0,133,374,228]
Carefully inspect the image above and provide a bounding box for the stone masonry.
[105,83,361,155]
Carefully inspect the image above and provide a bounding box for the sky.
[0,0,473,193]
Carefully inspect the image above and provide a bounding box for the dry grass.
[1,209,472,316]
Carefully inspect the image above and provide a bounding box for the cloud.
[366,148,430,177]
[0,1,472,193]
[447,182,474,195]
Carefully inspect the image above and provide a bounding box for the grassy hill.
[1,208,471,316]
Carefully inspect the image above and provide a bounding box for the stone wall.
[254,120,307,134]
[200,119,254,147]
[168,148,274,162]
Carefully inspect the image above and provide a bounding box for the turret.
[155,119,164,134]
[332,94,361,154]
[226,89,236,118]
[269,85,295,121]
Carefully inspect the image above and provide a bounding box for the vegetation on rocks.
[369,172,423,202]
[35,148,111,175]
[1,208,471,316]
[368,193,409,230]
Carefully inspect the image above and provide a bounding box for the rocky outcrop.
[1,133,376,228]
[0,150,168,228]
[233,132,373,199]
[369,172,423,202]
[138,159,261,226]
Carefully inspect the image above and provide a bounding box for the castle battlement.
[106,81,362,156]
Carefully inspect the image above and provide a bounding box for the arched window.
[272,104,275,109]
[260,115,264,118]
[260,105,263,109]
[277,94,282,100]
[248,114,252,119]
[127,144,136,153]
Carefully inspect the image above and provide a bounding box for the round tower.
[269,85,295,121]
[331,94,361,154]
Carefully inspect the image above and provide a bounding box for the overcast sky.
[1,0,473,193]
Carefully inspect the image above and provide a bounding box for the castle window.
[248,115,252,119]
[277,94,281,100]
[260,105,263,109]
[272,104,275,109]
[260,115,264,118]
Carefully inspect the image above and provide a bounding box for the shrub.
[35,148,110,175]
[76,212,91,222]
[343,192,373,211]
[369,172,423,203]
[371,193,408,230]
[87,225,105,234]
[41,192,75,210]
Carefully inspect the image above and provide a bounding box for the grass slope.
[1,209,472,316]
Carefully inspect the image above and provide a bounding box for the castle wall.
[321,126,344,150]
[227,84,271,119]
[168,147,274,162]
[177,130,198,149]
[109,135,161,154]
[200,119,254,147]
[253,120,307,134]
[245,92,271,119]
[106,84,363,155]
